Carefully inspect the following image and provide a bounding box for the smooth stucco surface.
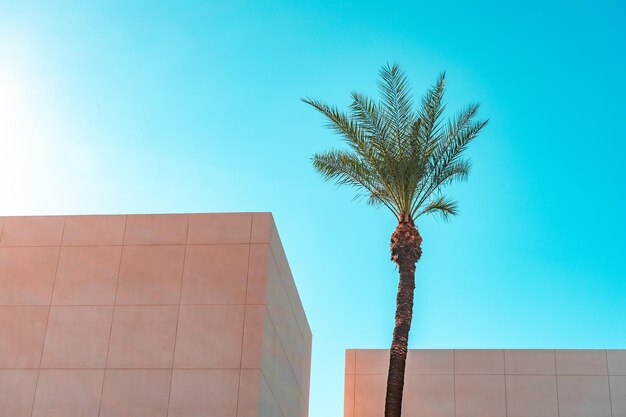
[0,213,311,417]
[345,349,626,417]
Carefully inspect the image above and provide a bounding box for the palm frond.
[305,64,487,223]
[312,150,400,217]
[349,92,386,140]
[301,98,367,153]
[418,72,446,147]
[415,195,458,221]
[378,63,414,149]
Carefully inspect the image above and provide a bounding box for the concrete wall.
[345,349,626,417]
[0,213,311,417]
[249,213,313,417]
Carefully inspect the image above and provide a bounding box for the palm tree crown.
[304,63,488,223]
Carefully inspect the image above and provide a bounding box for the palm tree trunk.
[384,219,422,417]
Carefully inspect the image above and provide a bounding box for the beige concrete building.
[0,212,311,417]
[345,349,626,417]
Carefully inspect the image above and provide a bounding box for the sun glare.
[0,32,75,213]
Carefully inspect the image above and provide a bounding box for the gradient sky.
[1,1,625,416]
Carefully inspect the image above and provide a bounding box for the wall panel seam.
[234,214,254,417]
[164,215,190,417]
[259,368,286,417]
[97,215,127,417]
[29,215,66,417]
[263,303,304,394]
[268,244,311,346]
[607,350,614,417]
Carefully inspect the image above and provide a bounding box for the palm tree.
[304,63,487,417]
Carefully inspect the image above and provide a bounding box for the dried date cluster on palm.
[390,221,422,265]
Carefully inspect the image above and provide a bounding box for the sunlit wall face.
[345,349,626,417]
[0,212,312,417]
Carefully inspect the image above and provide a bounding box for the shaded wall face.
[0,213,311,417]
[252,214,313,417]
[345,349,626,417]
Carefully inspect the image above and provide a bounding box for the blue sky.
[1,1,625,416]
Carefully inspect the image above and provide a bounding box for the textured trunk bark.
[384,220,422,417]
